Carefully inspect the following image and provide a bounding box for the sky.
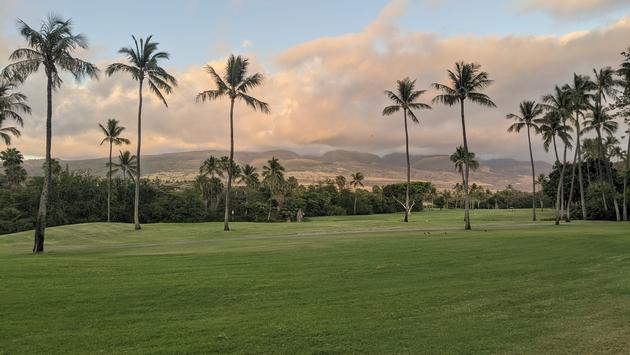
[1,0,630,161]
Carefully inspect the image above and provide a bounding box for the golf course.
[2,209,629,354]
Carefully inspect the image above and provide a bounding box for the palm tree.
[350,172,365,215]
[542,86,573,225]
[507,100,543,221]
[335,175,347,192]
[382,77,431,222]
[584,103,621,221]
[106,35,177,231]
[0,77,30,145]
[196,54,269,231]
[450,146,480,211]
[4,15,99,253]
[433,62,495,230]
[99,118,130,222]
[110,150,137,180]
[535,174,548,211]
[262,156,285,221]
[239,163,259,217]
[200,156,224,179]
[564,74,595,221]
[1,147,27,187]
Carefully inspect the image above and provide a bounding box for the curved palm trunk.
[552,136,564,226]
[460,100,471,230]
[224,98,235,231]
[107,140,112,222]
[526,125,536,221]
[575,116,587,221]
[353,194,358,215]
[33,73,53,253]
[567,144,579,222]
[134,79,143,230]
[403,109,410,223]
[597,128,620,221]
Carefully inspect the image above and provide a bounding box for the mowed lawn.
[1,209,629,354]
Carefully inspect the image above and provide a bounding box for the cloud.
[515,0,630,19]
[3,1,630,164]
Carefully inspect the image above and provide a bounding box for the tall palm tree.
[433,62,495,230]
[99,118,129,222]
[564,74,594,221]
[0,77,30,145]
[4,15,99,253]
[450,146,480,210]
[106,35,177,231]
[196,54,269,231]
[382,77,431,222]
[539,111,573,165]
[507,100,543,221]
[584,103,620,221]
[350,172,365,215]
[542,86,573,225]
[110,150,137,180]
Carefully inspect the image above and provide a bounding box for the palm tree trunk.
[527,125,536,221]
[134,79,143,230]
[403,109,410,223]
[560,143,568,220]
[460,100,471,230]
[575,116,587,221]
[553,136,565,226]
[353,194,358,215]
[108,141,112,222]
[624,134,629,221]
[567,143,578,222]
[224,98,235,231]
[33,73,53,253]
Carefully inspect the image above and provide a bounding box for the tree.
[106,35,177,231]
[0,78,30,145]
[450,146,479,211]
[4,15,99,252]
[616,48,630,220]
[196,55,269,231]
[99,118,129,222]
[262,157,285,220]
[110,150,137,180]
[584,103,621,221]
[433,62,495,230]
[0,148,27,187]
[542,86,573,225]
[335,175,347,192]
[350,172,365,215]
[564,74,595,221]
[382,77,431,222]
[507,100,543,221]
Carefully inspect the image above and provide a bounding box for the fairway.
[1,209,630,354]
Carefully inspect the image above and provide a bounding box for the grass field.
[1,209,629,354]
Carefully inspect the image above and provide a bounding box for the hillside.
[23,149,552,191]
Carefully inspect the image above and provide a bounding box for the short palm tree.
[382,77,431,222]
[99,118,130,222]
[106,35,177,231]
[4,15,99,253]
[506,100,543,221]
[433,62,495,230]
[0,78,30,145]
[200,156,224,179]
[350,172,365,215]
[262,157,285,220]
[450,146,479,203]
[110,150,137,180]
[196,54,269,231]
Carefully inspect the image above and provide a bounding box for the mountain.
[23,149,552,191]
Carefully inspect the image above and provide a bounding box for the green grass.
[1,209,629,354]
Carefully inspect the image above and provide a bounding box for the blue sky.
[3,0,630,70]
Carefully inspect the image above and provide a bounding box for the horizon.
[2,0,630,163]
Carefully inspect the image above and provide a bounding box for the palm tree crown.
[506,100,543,133]
[432,62,496,107]
[350,172,365,189]
[382,77,432,122]
[450,146,479,174]
[110,150,137,180]
[105,35,177,106]
[0,78,31,145]
[99,118,130,147]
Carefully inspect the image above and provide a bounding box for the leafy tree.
[0,148,27,187]
[110,150,137,180]
[382,77,431,222]
[506,100,543,220]
[99,118,129,222]
[106,35,177,231]
[335,175,347,192]
[262,157,285,220]
[196,54,269,231]
[4,15,99,252]
[432,62,495,230]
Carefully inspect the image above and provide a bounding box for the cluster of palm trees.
[507,64,630,224]
[1,15,268,252]
[383,62,495,228]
